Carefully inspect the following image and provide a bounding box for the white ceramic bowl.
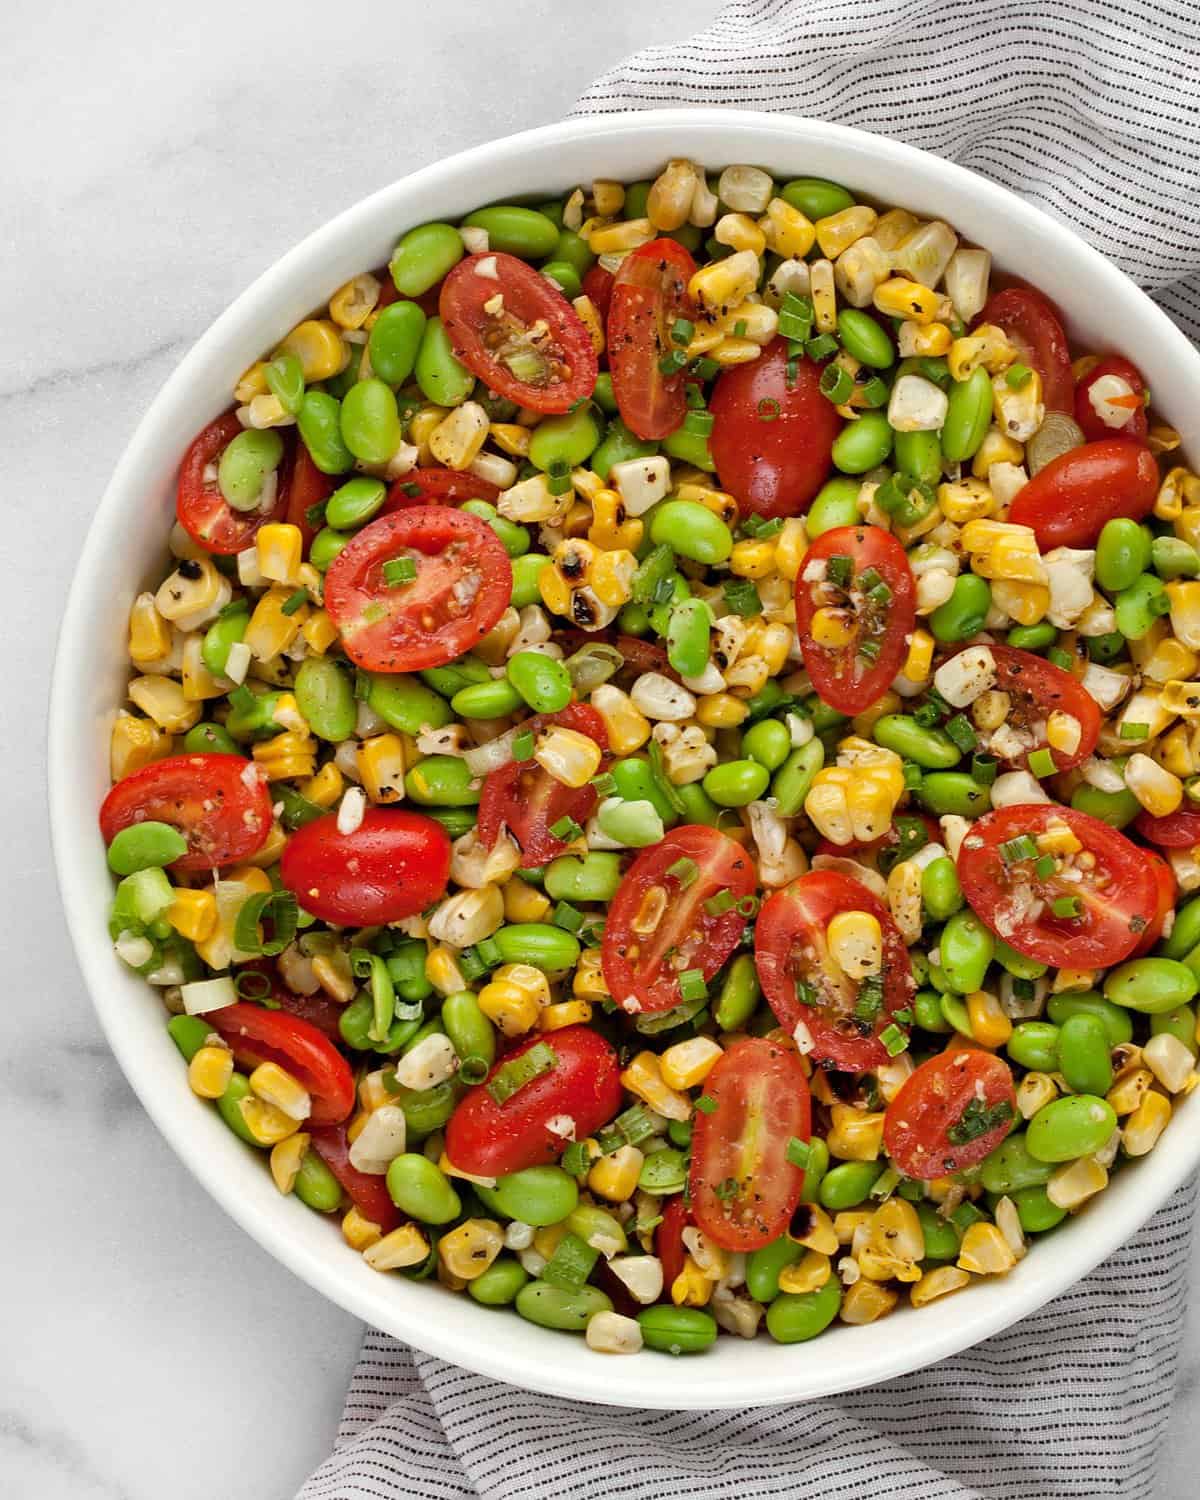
[50,110,1200,1407]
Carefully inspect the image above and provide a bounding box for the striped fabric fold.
[299,4,1200,1493]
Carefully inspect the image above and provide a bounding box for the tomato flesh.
[279,807,451,927]
[1075,355,1149,444]
[655,1195,691,1290]
[208,1003,356,1125]
[883,1051,1017,1180]
[960,644,1100,774]
[1008,439,1159,550]
[602,826,756,1014]
[1133,851,1175,958]
[175,411,288,555]
[582,264,614,321]
[1134,809,1200,848]
[381,467,500,514]
[282,440,333,550]
[309,1123,401,1232]
[977,286,1073,412]
[607,239,696,440]
[99,753,272,872]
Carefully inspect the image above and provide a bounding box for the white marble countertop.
[3,1,1198,1495]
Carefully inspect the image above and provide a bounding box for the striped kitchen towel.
[298,2,1200,1494]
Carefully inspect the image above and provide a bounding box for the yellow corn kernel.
[1123,1091,1172,1156]
[1108,1066,1153,1116]
[490,421,531,459]
[1052,968,1098,995]
[438,1218,503,1281]
[714,211,767,256]
[364,1222,430,1272]
[425,945,466,997]
[276,319,348,382]
[588,1144,644,1203]
[778,1251,832,1295]
[534,726,603,789]
[256,522,304,585]
[937,478,994,524]
[899,320,953,357]
[972,427,1025,480]
[168,888,217,944]
[840,1279,898,1325]
[1047,1155,1108,1210]
[620,1052,691,1121]
[806,257,835,332]
[910,1265,971,1308]
[570,293,604,355]
[1159,679,1200,719]
[708,336,761,367]
[329,271,380,329]
[688,250,760,315]
[671,1255,713,1308]
[588,488,643,552]
[300,763,344,810]
[805,764,903,846]
[268,1131,312,1195]
[244,585,306,663]
[590,547,637,608]
[660,1037,724,1090]
[298,608,337,655]
[573,948,610,1000]
[239,1095,301,1146]
[809,607,855,648]
[537,999,593,1032]
[760,196,816,258]
[250,1061,311,1121]
[345,1110,369,1146]
[966,990,1012,1049]
[586,218,654,255]
[155,554,227,624]
[773,518,808,581]
[357,733,407,804]
[128,594,172,666]
[532,1221,570,1262]
[408,405,448,462]
[1035,823,1083,858]
[428,401,489,471]
[1148,722,1194,778]
[826,1103,885,1162]
[958,1222,1017,1275]
[234,361,270,403]
[646,158,698,231]
[503,877,551,923]
[695,693,750,729]
[110,715,173,780]
[815,204,877,258]
[253,729,316,782]
[826,911,883,980]
[590,179,625,217]
[478,963,548,1036]
[1017,1072,1059,1119]
[1165,582,1200,650]
[866,1198,923,1266]
[180,637,223,702]
[873,277,940,324]
[901,628,935,683]
[743,621,792,677]
[127,675,201,734]
[188,1044,233,1100]
[1159,466,1200,521]
[538,560,573,617]
[341,1207,382,1252]
[729,539,778,579]
[886,859,924,947]
[831,1210,873,1246]
[1125,753,1183,818]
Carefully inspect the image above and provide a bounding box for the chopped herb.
[879,1023,909,1056]
[695,1094,718,1115]
[486,1040,558,1105]
[690,356,720,381]
[304,501,328,529]
[723,578,762,616]
[400,482,422,498]
[946,1097,1014,1146]
[1052,896,1083,919]
[854,976,884,1023]
[512,730,535,761]
[860,376,890,407]
[561,1140,591,1177]
[383,557,417,587]
[785,1137,812,1169]
[1000,835,1038,864]
[805,333,838,362]
[794,979,817,1008]
[658,349,688,376]
[818,362,854,403]
[549,815,583,842]
[733,320,748,338]
[826,554,852,589]
[683,409,715,436]
[590,771,617,797]
[1028,746,1057,778]
[1034,854,1056,879]
[553,901,583,934]
[671,317,695,346]
[971,752,998,786]
[714,1176,740,1202]
[666,856,699,889]
[678,969,707,1002]
[704,890,736,917]
[945,714,978,753]
[1005,362,1033,389]
[1047,646,1076,672]
[858,638,881,662]
[281,589,309,616]
[757,396,781,420]
[1119,722,1150,740]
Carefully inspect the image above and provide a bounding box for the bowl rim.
[48,107,1200,1408]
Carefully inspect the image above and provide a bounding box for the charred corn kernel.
[693,692,747,728]
[1108,1067,1154,1115]
[620,1052,691,1121]
[364,1222,430,1272]
[972,427,1025,479]
[110,715,173,780]
[588,1144,644,1203]
[743,620,792,675]
[588,488,643,552]
[1123,1091,1172,1155]
[810,258,837,332]
[128,675,201,734]
[234,361,270,403]
[810,607,855,648]
[329,271,381,329]
[671,1256,713,1308]
[778,1251,832,1295]
[503,877,552,924]
[589,548,637,608]
[789,1208,842,1257]
[188,1044,233,1100]
[244,585,306,662]
[342,1207,382,1252]
[490,421,531,459]
[438,1219,503,1281]
[300,608,338,655]
[826,1103,886,1162]
[714,212,767,255]
[534,726,603,789]
[901,628,936,683]
[887,859,924,946]
[276,319,347,382]
[588,218,655,255]
[425,946,466,997]
[957,1221,1017,1274]
[268,1131,312,1195]
[992,368,1045,442]
[966,990,1012,1049]
[429,401,489,470]
[729,539,777,578]
[833,236,889,308]
[760,196,816,258]
[688,250,760,316]
[128,594,172,665]
[239,1095,301,1145]
[357,733,407,804]
[301,763,344,809]
[910,1265,971,1307]
[1158,466,1200,522]
[1047,1155,1108,1210]
[168,888,217,944]
[840,1280,898,1325]
[646,158,699,231]
[873,277,939,323]
[478,963,548,1037]
[155,555,230,627]
[774,518,808,580]
[815,205,877,258]
[572,948,609,1001]
[660,1037,724,1090]
[866,1198,923,1263]
[537,999,593,1032]
[253,729,317,782]
[571,294,604,355]
[832,1211,873,1246]
[1125,753,1183,817]
[256,523,303,585]
[250,1061,311,1122]
[725,654,770,695]
[898,320,952,357]
[1016,1072,1058,1120]
[937,478,995,524]
[805,763,903,846]
[1160,678,1200,718]
[826,911,883,980]
[1150,721,1193,776]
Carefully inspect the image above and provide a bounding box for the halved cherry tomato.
[443,1026,623,1177]
[602,826,755,1014]
[689,1037,811,1253]
[1075,354,1149,444]
[958,644,1100,774]
[795,525,916,715]
[956,804,1158,967]
[607,239,696,440]
[207,1003,356,1125]
[754,871,914,1071]
[1133,850,1175,957]
[582,263,614,321]
[279,807,451,926]
[99,753,272,872]
[656,1195,691,1290]
[308,1123,401,1232]
[477,703,608,869]
[1008,439,1159,549]
[977,286,1073,412]
[709,340,841,520]
[439,252,598,414]
[1134,808,1200,848]
[175,411,289,554]
[883,1050,1016,1180]
[282,440,333,549]
[381,466,500,514]
[323,508,511,671]
[237,960,345,1040]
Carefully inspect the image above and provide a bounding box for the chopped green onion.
[667,856,699,889]
[683,409,715,436]
[232,889,299,957]
[704,890,736,917]
[860,376,890,407]
[475,935,502,968]
[806,333,838,362]
[590,771,617,797]
[794,979,817,1008]
[1005,363,1033,389]
[561,1140,592,1177]
[1028,747,1057,778]
[723,579,762,616]
[734,320,749,338]
[695,1094,718,1115]
[458,1055,489,1085]
[826,554,852,589]
[945,714,978,753]
[1047,647,1076,672]
[947,1098,1013,1146]
[658,349,688,376]
[858,638,881,662]
[383,557,417,587]
[903,760,924,791]
[879,1024,909,1056]
[1052,896,1083,919]
[971,752,998,786]
[678,969,707,1002]
[549,816,583,841]
[671,317,695,346]
[1000,834,1038,864]
[233,968,273,1000]
[596,1103,658,1155]
[1119,722,1150,740]
[553,901,583,934]
[304,501,328,529]
[512,730,535,761]
[690,356,720,381]
[854,976,884,1023]
[735,894,759,918]
[400,481,422,497]
[785,1137,812,1169]
[819,363,854,403]
[542,1231,599,1290]
[757,397,781,421]
[546,468,572,495]
[1034,854,1056,880]
[486,1040,558,1105]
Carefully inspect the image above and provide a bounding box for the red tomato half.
[444,1026,622,1177]
[960,644,1100,774]
[208,1004,355,1125]
[656,1196,691,1291]
[280,807,450,927]
[176,411,289,554]
[607,239,696,440]
[308,1123,400,1232]
[99,754,271,873]
[1008,440,1159,550]
[689,1037,811,1252]
[795,525,916,715]
[236,960,345,1040]
[282,441,333,550]
[439,252,598,414]
[1134,809,1200,848]
[582,264,614,321]
[602,826,756,1014]
[977,286,1073,412]
[883,1051,1016,1180]
[956,804,1158,968]
[754,871,914,1071]
[477,703,608,869]
[381,467,501,514]
[323,508,511,671]
[1134,851,1176,957]
[709,339,841,520]
[1075,355,1149,444]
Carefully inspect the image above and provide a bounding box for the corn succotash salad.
[100,160,1200,1357]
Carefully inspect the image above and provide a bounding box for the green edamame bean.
[1047,992,1133,1046]
[225,689,287,742]
[1152,535,1200,580]
[511,553,550,608]
[873,714,961,769]
[369,673,454,734]
[451,677,525,719]
[462,206,559,259]
[543,852,623,903]
[415,317,474,407]
[297,392,354,475]
[638,1147,688,1195]
[528,407,601,472]
[676,781,721,827]
[1114,573,1171,641]
[1007,622,1058,652]
[184,722,240,756]
[295,657,357,742]
[838,308,895,369]
[1163,895,1200,960]
[1150,1005,1198,1054]
[798,1138,829,1203]
[746,1236,803,1303]
[338,992,375,1052]
[367,301,427,386]
[1007,1021,1061,1072]
[668,1120,693,1152]
[1071,780,1140,829]
[442,990,496,1073]
[340,378,401,464]
[597,799,664,847]
[387,941,435,1003]
[703,759,770,808]
[592,372,618,415]
[930,573,992,643]
[516,1281,612,1332]
[386,1154,462,1224]
[294,1150,343,1214]
[1095,518,1153,594]
[1057,1013,1113,1096]
[979,1134,1055,1194]
[921,857,964,920]
[552,227,596,276]
[771,741,825,816]
[666,598,712,679]
[917,1202,960,1261]
[217,428,284,511]
[106,821,187,875]
[567,1203,628,1256]
[325,476,387,531]
[1013,1184,1067,1234]
[461,499,530,558]
[390,222,463,296]
[663,425,715,471]
[610,757,679,826]
[744,680,788,720]
[918,772,991,818]
[488,1165,579,1226]
[167,1014,214,1061]
[650,500,733,565]
[831,410,893,473]
[942,366,993,462]
[309,526,352,570]
[493,924,580,971]
[216,1073,260,1146]
[780,177,854,220]
[390,1080,457,1137]
[420,657,492,697]
[819,1161,883,1211]
[940,991,973,1037]
[468,1257,530,1307]
[1026,1094,1117,1162]
[913,988,952,1033]
[939,909,995,994]
[591,418,658,481]
[714,954,761,1032]
[894,429,943,487]
[541,261,581,299]
[405,755,481,806]
[201,606,248,676]
[742,718,792,772]
[1104,957,1198,1013]
[426,811,479,842]
[265,351,305,415]
[994,940,1047,980]
[506,651,572,713]
[765,1281,842,1344]
[638,1305,717,1354]
[806,477,861,538]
